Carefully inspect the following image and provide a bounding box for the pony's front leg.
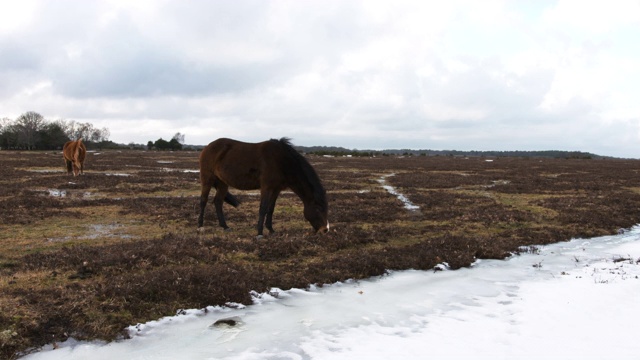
[265,192,280,234]
[65,159,73,174]
[256,198,269,237]
[265,209,275,234]
[258,191,280,237]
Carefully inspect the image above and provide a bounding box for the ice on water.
[23,227,640,359]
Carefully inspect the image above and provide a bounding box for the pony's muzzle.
[318,221,330,234]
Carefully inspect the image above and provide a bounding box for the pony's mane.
[274,138,327,211]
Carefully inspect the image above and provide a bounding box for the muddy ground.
[1,150,640,358]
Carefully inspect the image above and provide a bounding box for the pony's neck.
[288,168,326,212]
[290,181,319,205]
[279,140,327,210]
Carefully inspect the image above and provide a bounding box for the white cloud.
[0,0,37,35]
[0,0,639,157]
[543,0,640,35]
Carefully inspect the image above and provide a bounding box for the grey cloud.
[0,1,637,158]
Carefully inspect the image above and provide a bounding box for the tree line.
[147,132,185,151]
[0,111,111,150]
[300,146,601,159]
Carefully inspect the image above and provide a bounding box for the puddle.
[24,168,62,173]
[157,160,175,164]
[84,224,133,240]
[106,173,132,177]
[47,223,133,242]
[377,174,420,211]
[161,168,199,173]
[47,189,66,197]
[486,180,511,188]
[43,189,94,198]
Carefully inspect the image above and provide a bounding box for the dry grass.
[1,151,640,358]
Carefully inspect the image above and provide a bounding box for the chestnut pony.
[62,139,86,176]
[198,138,329,237]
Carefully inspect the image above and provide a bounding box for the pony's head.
[304,200,329,234]
[72,163,81,176]
[278,137,329,233]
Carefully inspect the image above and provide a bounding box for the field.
[2,150,640,358]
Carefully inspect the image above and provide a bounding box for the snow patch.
[377,173,420,211]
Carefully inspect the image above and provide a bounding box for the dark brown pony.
[198,137,329,237]
[62,139,86,176]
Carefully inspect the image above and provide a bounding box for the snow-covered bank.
[22,227,640,359]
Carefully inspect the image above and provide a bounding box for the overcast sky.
[1,0,639,157]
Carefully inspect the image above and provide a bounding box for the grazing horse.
[62,139,86,176]
[198,137,329,237]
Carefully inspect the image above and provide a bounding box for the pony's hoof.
[256,235,264,240]
[197,227,205,233]
[224,227,233,232]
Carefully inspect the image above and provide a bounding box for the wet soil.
[1,150,640,358]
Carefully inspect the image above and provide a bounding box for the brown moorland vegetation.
[1,150,640,358]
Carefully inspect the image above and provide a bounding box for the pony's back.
[63,139,87,176]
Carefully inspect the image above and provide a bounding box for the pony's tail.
[74,142,82,159]
[225,192,240,207]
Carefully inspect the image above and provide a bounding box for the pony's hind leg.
[212,183,231,231]
[197,182,212,229]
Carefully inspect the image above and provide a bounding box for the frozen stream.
[377,173,420,210]
[22,227,640,359]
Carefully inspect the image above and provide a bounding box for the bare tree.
[75,122,93,141]
[0,117,16,149]
[172,132,185,144]
[16,111,45,149]
[99,127,110,142]
[52,119,72,137]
